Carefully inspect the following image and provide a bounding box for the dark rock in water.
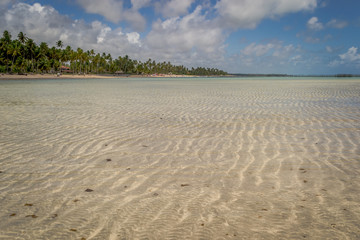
[85,188,94,192]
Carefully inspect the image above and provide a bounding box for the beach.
[0,73,196,80]
[0,77,360,239]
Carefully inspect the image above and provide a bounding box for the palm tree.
[1,31,12,72]
[16,32,28,72]
[25,38,36,72]
[56,40,63,49]
[55,41,63,73]
[37,42,49,73]
[0,30,227,76]
[18,32,27,44]
[8,40,21,72]
[76,48,83,74]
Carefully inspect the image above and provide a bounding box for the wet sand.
[0,77,359,239]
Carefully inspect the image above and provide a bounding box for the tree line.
[0,30,227,76]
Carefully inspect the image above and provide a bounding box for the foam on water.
[1,77,360,239]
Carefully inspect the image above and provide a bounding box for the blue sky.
[1,0,359,74]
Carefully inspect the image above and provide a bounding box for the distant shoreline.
[0,73,200,80]
[1,73,359,80]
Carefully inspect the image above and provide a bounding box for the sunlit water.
[1,77,360,239]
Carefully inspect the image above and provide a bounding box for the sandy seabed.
[0,77,360,239]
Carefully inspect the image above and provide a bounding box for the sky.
[1,0,359,74]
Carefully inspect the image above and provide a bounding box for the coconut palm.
[25,38,36,72]
[56,40,63,49]
[8,40,22,72]
[18,32,27,44]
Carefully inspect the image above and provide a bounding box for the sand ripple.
[1,78,360,239]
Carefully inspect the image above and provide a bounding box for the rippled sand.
[1,77,360,239]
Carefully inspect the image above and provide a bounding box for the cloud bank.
[215,0,317,29]
[3,0,357,74]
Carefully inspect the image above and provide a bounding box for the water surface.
[1,77,360,239]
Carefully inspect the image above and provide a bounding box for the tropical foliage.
[0,30,227,76]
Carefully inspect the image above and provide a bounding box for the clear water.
[1,77,360,239]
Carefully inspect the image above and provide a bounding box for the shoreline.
[0,73,198,80]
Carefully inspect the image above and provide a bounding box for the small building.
[60,66,71,73]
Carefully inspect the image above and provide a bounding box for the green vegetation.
[0,30,227,76]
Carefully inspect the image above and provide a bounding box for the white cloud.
[155,0,195,18]
[329,47,360,68]
[327,19,348,29]
[96,23,111,44]
[76,0,146,31]
[215,0,317,29]
[241,42,296,58]
[76,0,123,23]
[307,17,323,30]
[326,46,333,53]
[126,32,141,46]
[123,9,147,31]
[131,0,151,10]
[242,43,275,57]
[0,2,227,70]
[0,3,142,57]
[237,41,300,72]
[145,6,226,65]
[339,47,360,62]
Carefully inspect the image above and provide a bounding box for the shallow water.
[1,77,360,239]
